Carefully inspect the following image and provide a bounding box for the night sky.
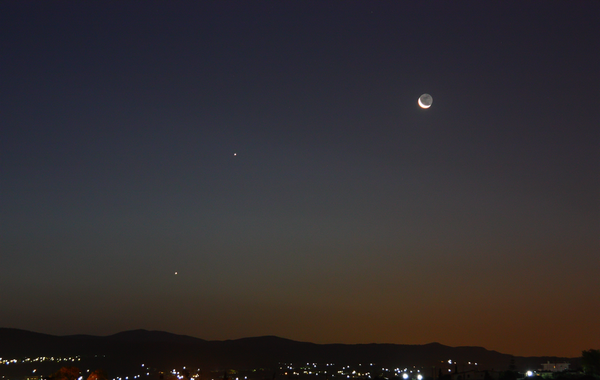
[1,2,598,358]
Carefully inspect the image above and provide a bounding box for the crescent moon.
[418,98,431,109]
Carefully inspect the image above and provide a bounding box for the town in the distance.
[1,330,598,380]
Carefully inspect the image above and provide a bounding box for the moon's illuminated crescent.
[418,93,433,109]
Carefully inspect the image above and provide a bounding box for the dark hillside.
[0,328,577,377]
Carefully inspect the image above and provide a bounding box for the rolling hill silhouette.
[0,328,577,378]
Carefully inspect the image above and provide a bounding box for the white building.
[540,362,570,372]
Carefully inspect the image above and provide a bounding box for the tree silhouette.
[498,370,517,380]
[582,349,600,376]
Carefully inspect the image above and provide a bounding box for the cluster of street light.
[1,356,81,366]
[108,364,154,380]
[277,362,432,379]
[5,355,542,380]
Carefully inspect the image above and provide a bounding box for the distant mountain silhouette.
[105,329,207,343]
[0,328,578,378]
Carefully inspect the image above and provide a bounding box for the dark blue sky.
[1,1,598,357]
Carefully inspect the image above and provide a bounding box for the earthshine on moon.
[418,93,433,109]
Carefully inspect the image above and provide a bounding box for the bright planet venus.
[418,93,433,109]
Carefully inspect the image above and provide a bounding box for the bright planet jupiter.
[418,93,433,109]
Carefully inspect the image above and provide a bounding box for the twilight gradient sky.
[1,2,598,358]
